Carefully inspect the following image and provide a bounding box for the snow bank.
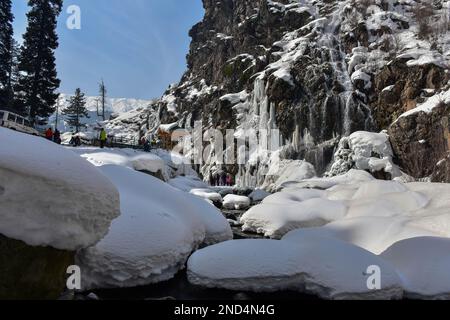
[168,176,224,204]
[76,165,232,289]
[283,217,437,255]
[75,148,168,180]
[241,171,450,246]
[0,128,120,250]
[187,236,403,300]
[262,159,316,192]
[168,176,209,192]
[241,198,347,239]
[223,194,251,210]
[381,237,450,300]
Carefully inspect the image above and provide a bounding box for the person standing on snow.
[100,128,107,149]
[45,128,53,141]
[53,129,61,144]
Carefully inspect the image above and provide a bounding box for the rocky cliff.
[119,0,450,184]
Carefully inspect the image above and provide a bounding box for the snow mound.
[241,171,450,246]
[241,198,347,239]
[75,148,168,180]
[283,169,375,190]
[248,189,271,203]
[0,128,120,250]
[262,159,316,192]
[190,189,222,204]
[223,194,251,210]
[381,237,450,300]
[76,165,232,289]
[187,236,403,300]
[168,175,209,192]
[283,217,437,255]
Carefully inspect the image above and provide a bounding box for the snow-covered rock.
[223,194,251,210]
[190,189,223,204]
[76,147,168,180]
[381,237,450,300]
[76,165,232,290]
[187,236,403,300]
[261,159,316,192]
[0,128,120,251]
[328,131,401,179]
[241,197,347,239]
[248,189,271,203]
[241,171,450,245]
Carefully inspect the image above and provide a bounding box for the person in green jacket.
[100,128,107,148]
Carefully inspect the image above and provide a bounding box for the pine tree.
[0,0,15,109]
[16,0,63,122]
[63,88,89,133]
[98,80,107,121]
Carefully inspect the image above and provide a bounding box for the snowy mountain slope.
[48,94,154,133]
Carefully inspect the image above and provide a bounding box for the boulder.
[0,235,74,300]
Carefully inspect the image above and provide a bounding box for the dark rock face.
[142,0,450,182]
[0,234,74,300]
[373,61,449,129]
[157,0,375,175]
[431,153,450,183]
[389,103,450,180]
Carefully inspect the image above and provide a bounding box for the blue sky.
[12,0,204,100]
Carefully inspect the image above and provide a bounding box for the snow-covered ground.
[0,128,120,250]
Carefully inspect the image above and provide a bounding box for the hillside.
[107,0,450,184]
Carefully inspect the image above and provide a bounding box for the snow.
[223,194,251,210]
[272,68,294,87]
[241,197,347,239]
[220,90,249,105]
[241,169,450,246]
[0,128,120,250]
[188,171,450,299]
[190,189,222,203]
[381,237,450,299]
[159,122,179,133]
[262,159,317,192]
[187,236,403,300]
[248,189,271,203]
[74,147,167,179]
[168,175,209,192]
[398,88,450,120]
[351,70,372,90]
[76,165,232,290]
[328,131,401,178]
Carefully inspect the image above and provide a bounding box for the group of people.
[45,127,61,145]
[209,172,234,187]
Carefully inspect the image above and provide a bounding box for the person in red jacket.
[45,128,53,141]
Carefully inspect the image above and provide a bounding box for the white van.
[0,110,41,136]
